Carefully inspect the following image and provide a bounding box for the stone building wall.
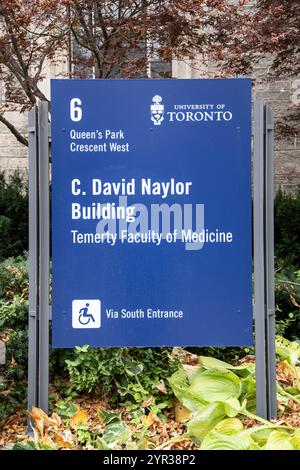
[254,61,300,193]
[0,57,68,178]
[0,111,28,177]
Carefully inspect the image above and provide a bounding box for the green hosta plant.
[200,422,300,451]
[276,336,300,366]
[168,369,204,412]
[187,402,226,440]
[167,364,268,446]
[188,369,242,404]
[275,336,300,405]
[169,360,257,417]
[200,429,257,450]
[198,356,255,378]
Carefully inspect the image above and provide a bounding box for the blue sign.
[51,78,252,348]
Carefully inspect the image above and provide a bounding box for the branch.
[94,5,108,41]
[276,279,300,288]
[4,17,37,104]
[0,114,28,147]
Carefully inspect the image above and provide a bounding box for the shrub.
[275,268,300,340]
[0,254,29,301]
[0,171,28,260]
[65,346,179,405]
[274,187,300,267]
[0,254,29,419]
[0,298,28,420]
[0,297,28,329]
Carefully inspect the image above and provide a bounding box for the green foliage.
[0,297,28,329]
[0,254,29,301]
[0,254,29,420]
[0,254,64,420]
[0,374,27,421]
[187,402,226,439]
[274,187,300,267]
[275,335,300,366]
[65,346,178,404]
[53,401,78,418]
[187,346,253,363]
[13,441,37,451]
[0,171,28,260]
[198,422,300,451]
[99,409,132,448]
[167,340,300,450]
[273,189,300,341]
[13,403,151,450]
[188,369,242,404]
[16,337,300,451]
[200,426,258,450]
[0,302,28,420]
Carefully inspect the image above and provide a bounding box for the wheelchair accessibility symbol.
[79,303,95,325]
[72,299,101,329]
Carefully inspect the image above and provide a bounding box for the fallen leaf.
[156,380,167,395]
[40,437,57,449]
[142,412,160,427]
[29,407,49,436]
[141,398,153,408]
[48,412,62,428]
[171,348,199,365]
[174,400,191,423]
[53,434,73,448]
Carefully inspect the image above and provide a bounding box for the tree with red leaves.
[0,0,69,145]
[217,0,299,79]
[215,0,300,136]
[2,1,298,145]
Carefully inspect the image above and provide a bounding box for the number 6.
[70,98,82,122]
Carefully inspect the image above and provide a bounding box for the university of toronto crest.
[151,95,164,125]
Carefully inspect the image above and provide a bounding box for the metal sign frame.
[28,102,50,419]
[253,101,277,419]
[27,99,277,423]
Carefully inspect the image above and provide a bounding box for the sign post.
[254,101,277,419]
[27,79,277,422]
[27,102,50,422]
